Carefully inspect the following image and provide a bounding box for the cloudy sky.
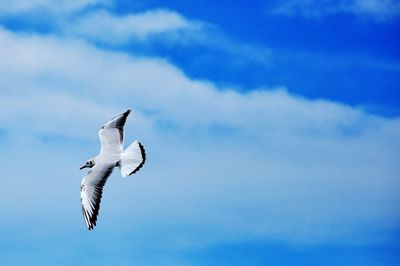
[0,0,399,265]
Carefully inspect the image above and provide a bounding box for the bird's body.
[80,110,146,230]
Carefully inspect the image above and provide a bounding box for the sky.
[0,0,399,265]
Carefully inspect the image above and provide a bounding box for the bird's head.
[80,159,95,170]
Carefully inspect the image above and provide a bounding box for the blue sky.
[116,0,400,115]
[0,0,399,265]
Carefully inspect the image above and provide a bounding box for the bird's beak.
[80,165,87,170]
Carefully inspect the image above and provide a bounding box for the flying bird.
[79,109,146,230]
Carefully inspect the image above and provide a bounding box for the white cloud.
[0,0,269,68]
[269,0,400,21]
[0,0,111,16]
[64,8,203,44]
[0,0,204,46]
[0,27,399,249]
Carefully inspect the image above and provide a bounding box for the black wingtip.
[139,142,146,165]
[129,142,146,176]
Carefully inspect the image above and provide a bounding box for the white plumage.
[80,110,146,230]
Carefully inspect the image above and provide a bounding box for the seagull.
[79,109,146,230]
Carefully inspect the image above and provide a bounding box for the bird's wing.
[99,110,131,154]
[80,163,115,230]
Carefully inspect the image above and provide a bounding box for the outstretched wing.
[99,109,131,154]
[80,163,115,230]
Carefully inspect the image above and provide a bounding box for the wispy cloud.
[0,1,203,44]
[268,0,400,21]
[0,0,111,16]
[63,9,203,44]
[0,27,399,249]
[0,1,271,69]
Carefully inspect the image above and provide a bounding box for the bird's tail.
[119,141,146,177]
